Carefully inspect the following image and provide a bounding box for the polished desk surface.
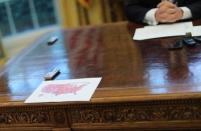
[1,21,201,106]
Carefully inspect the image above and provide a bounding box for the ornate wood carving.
[69,100,201,124]
[0,107,67,128]
[1,99,201,130]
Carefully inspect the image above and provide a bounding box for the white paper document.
[25,78,102,103]
[133,22,201,40]
[191,26,201,36]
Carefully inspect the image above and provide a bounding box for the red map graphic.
[41,82,88,96]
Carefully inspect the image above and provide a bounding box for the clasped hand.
[155,1,183,23]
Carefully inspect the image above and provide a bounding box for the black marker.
[44,68,60,80]
[47,36,58,46]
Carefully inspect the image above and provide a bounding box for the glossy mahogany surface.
[1,21,201,104]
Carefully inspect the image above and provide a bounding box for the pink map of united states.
[41,83,88,96]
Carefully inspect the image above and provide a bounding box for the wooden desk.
[1,21,201,130]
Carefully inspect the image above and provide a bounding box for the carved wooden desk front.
[1,21,201,131]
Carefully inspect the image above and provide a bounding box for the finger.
[157,8,166,14]
[167,8,183,21]
[156,13,169,22]
[157,6,173,14]
[157,1,168,8]
[157,1,166,8]
[157,1,176,8]
[167,17,177,23]
[156,11,178,23]
[166,8,177,14]
[166,14,179,22]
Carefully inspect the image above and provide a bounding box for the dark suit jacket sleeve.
[124,0,151,23]
[186,1,201,19]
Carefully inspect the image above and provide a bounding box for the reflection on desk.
[1,21,201,130]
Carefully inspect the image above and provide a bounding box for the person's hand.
[157,0,176,9]
[155,1,183,23]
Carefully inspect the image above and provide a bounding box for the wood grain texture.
[1,20,201,130]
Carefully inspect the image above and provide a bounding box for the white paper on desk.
[143,22,193,29]
[191,26,201,36]
[133,22,193,40]
[25,78,102,103]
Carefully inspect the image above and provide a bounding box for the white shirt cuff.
[143,8,158,26]
[180,7,192,20]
